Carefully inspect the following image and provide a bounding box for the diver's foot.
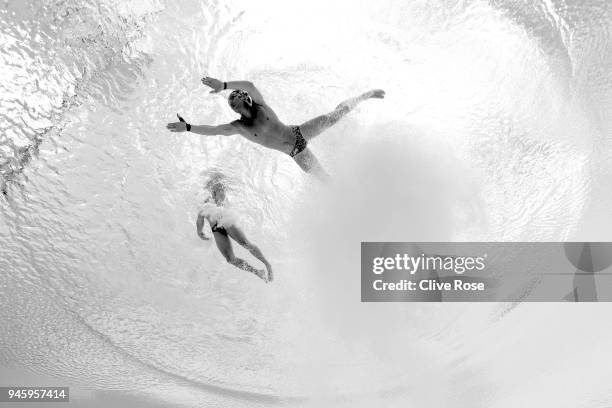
[254,269,268,283]
[266,264,274,282]
[369,89,385,99]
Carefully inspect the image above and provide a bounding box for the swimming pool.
[1,0,612,406]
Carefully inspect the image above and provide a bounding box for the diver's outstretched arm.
[201,76,265,104]
[189,124,237,136]
[167,114,237,136]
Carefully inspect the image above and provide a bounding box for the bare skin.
[166,77,385,181]
[197,184,273,282]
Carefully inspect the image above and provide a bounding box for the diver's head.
[205,172,226,204]
[228,90,253,117]
[210,183,226,204]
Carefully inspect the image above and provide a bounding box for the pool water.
[1,0,612,406]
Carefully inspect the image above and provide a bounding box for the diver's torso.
[199,202,236,227]
[232,104,297,154]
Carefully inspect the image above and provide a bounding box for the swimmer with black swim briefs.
[166,76,385,182]
[196,176,273,282]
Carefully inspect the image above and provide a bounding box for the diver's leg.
[293,148,331,182]
[225,225,274,282]
[299,89,385,140]
[213,230,267,281]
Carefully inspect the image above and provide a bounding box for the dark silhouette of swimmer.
[196,176,273,282]
[166,76,385,181]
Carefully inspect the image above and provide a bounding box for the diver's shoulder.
[230,119,248,133]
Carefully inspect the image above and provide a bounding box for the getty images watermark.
[361,242,612,302]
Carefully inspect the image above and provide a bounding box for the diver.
[196,175,273,282]
[166,76,385,181]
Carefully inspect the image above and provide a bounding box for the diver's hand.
[198,231,210,240]
[201,76,224,93]
[166,114,190,132]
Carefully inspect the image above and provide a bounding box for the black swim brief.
[211,223,227,235]
[289,126,307,157]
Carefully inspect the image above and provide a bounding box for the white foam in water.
[1,0,612,406]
